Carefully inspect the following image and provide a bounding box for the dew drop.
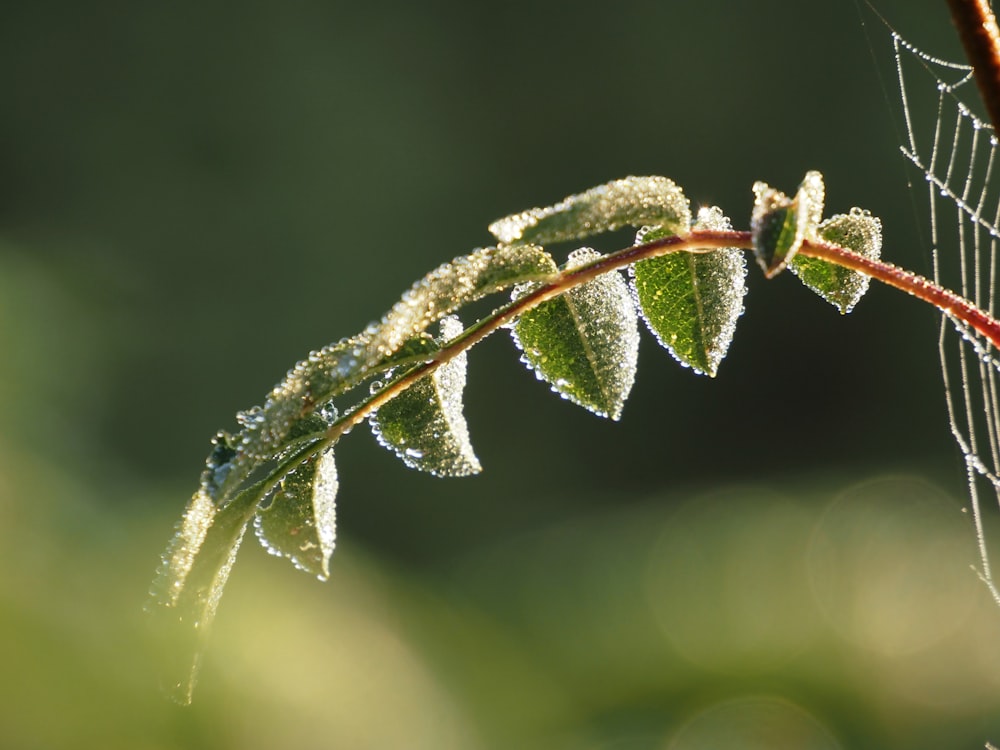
[319,402,339,425]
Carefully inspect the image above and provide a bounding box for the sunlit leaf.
[148,486,257,704]
[370,316,481,477]
[630,207,746,377]
[512,248,639,419]
[790,208,883,313]
[372,244,558,356]
[489,176,691,245]
[751,171,824,278]
[254,446,339,580]
[153,489,218,611]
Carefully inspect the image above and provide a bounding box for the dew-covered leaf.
[790,208,883,313]
[371,244,558,356]
[751,171,824,278]
[370,316,481,477]
[254,446,339,580]
[153,489,218,612]
[489,176,691,245]
[630,207,746,377]
[148,486,257,704]
[512,248,639,419]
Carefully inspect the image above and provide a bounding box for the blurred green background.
[3,0,1000,747]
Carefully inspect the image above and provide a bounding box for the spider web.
[892,28,1000,604]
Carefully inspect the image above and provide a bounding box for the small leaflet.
[254,446,339,580]
[512,248,639,420]
[369,316,481,477]
[488,176,691,245]
[790,208,883,313]
[630,207,746,377]
[751,171,825,278]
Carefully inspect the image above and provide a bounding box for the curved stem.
[800,236,1000,344]
[317,229,1000,451]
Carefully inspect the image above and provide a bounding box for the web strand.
[894,30,1000,599]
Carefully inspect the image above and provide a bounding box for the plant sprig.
[149,171,1000,703]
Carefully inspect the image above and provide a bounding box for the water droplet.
[319,402,339,425]
[236,405,264,428]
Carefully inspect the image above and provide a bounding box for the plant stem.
[321,229,1000,447]
[800,236,1000,343]
[947,0,1000,131]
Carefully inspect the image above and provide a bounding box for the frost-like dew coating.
[791,208,883,313]
[148,486,255,703]
[215,336,364,501]
[254,447,339,580]
[630,207,746,376]
[154,489,217,606]
[312,448,339,561]
[798,171,825,239]
[488,176,691,245]
[369,316,482,477]
[372,244,558,356]
[511,248,639,419]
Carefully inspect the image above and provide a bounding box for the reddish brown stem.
[799,235,1000,347]
[947,0,1000,131]
[328,229,1000,443]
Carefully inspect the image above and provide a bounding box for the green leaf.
[790,208,883,313]
[372,244,559,356]
[630,207,747,377]
[512,248,639,420]
[751,171,824,278]
[254,446,339,580]
[489,176,691,245]
[370,316,481,477]
[148,486,257,704]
